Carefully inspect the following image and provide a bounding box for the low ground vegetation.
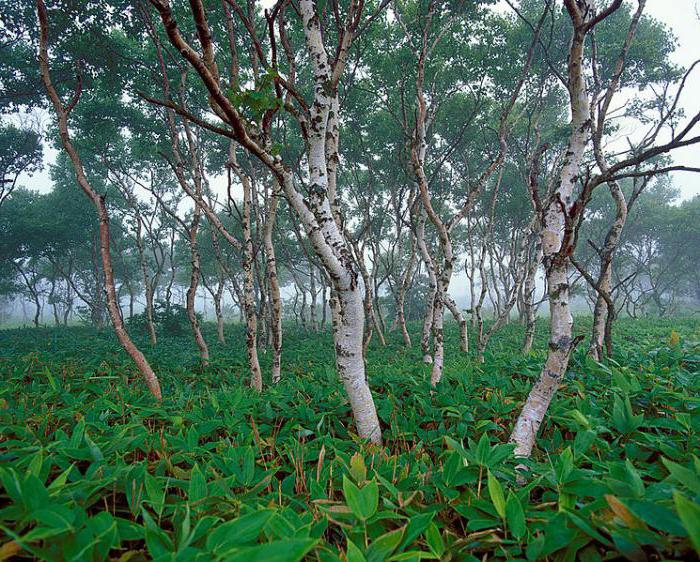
[1,318,698,561]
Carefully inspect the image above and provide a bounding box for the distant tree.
[0,122,42,209]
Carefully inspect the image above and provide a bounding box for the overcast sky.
[15,0,700,201]
[629,0,700,200]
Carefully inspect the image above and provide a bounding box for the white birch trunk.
[510,4,593,458]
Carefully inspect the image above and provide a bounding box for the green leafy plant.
[0,317,698,560]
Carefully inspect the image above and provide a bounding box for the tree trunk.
[588,181,627,360]
[416,215,436,364]
[445,296,468,353]
[321,283,328,331]
[396,235,417,347]
[136,220,158,346]
[237,153,263,391]
[186,203,210,367]
[264,187,282,383]
[331,286,383,443]
[522,243,542,354]
[429,290,446,386]
[37,7,163,399]
[510,7,591,458]
[214,279,225,344]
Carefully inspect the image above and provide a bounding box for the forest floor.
[0,317,698,561]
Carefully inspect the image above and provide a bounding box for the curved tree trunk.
[446,296,468,353]
[186,204,210,367]
[37,2,162,399]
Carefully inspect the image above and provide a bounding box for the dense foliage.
[1,319,698,561]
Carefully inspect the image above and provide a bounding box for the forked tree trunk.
[37,0,162,399]
[16,267,41,328]
[510,3,592,458]
[353,240,386,353]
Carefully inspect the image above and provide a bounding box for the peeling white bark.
[510,1,594,458]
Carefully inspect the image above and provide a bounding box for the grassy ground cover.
[0,317,698,561]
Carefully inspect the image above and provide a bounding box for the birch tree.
[147,0,384,443]
[36,0,162,400]
[511,0,700,458]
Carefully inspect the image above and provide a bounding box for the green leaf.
[506,492,526,539]
[611,394,643,435]
[343,476,378,521]
[424,523,444,558]
[366,526,404,562]
[32,505,76,530]
[346,539,367,562]
[206,509,276,553]
[398,512,434,551]
[47,464,74,494]
[663,458,700,494]
[673,491,700,554]
[487,470,506,519]
[222,538,316,562]
[145,473,166,519]
[142,509,174,559]
[26,452,43,478]
[84,429,104,462]
[475,433,491,466]
[350,452,368,485]
[188,463,207,504]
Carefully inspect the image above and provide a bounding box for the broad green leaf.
[350,452,367,485]
[188,463,207,504]
[506,492,526,539]
[487,470,506,519]
[145,473,166,519]
[343,476,378,521]
[142,509,174,559]
[673,491,700,554]
[206,510,276,552]
[366,526,404,562]
[663,458,700,494]
[222,538,316,562]
[424,523,444,558]
[346,539,367,562]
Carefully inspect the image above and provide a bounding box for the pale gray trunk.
[186,204,210,367]
[264,188,282,383]
[446,296,468,353]
[510,8,592,458]
[522,243,542,354]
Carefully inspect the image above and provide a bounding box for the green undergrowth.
[0,317,698,561]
